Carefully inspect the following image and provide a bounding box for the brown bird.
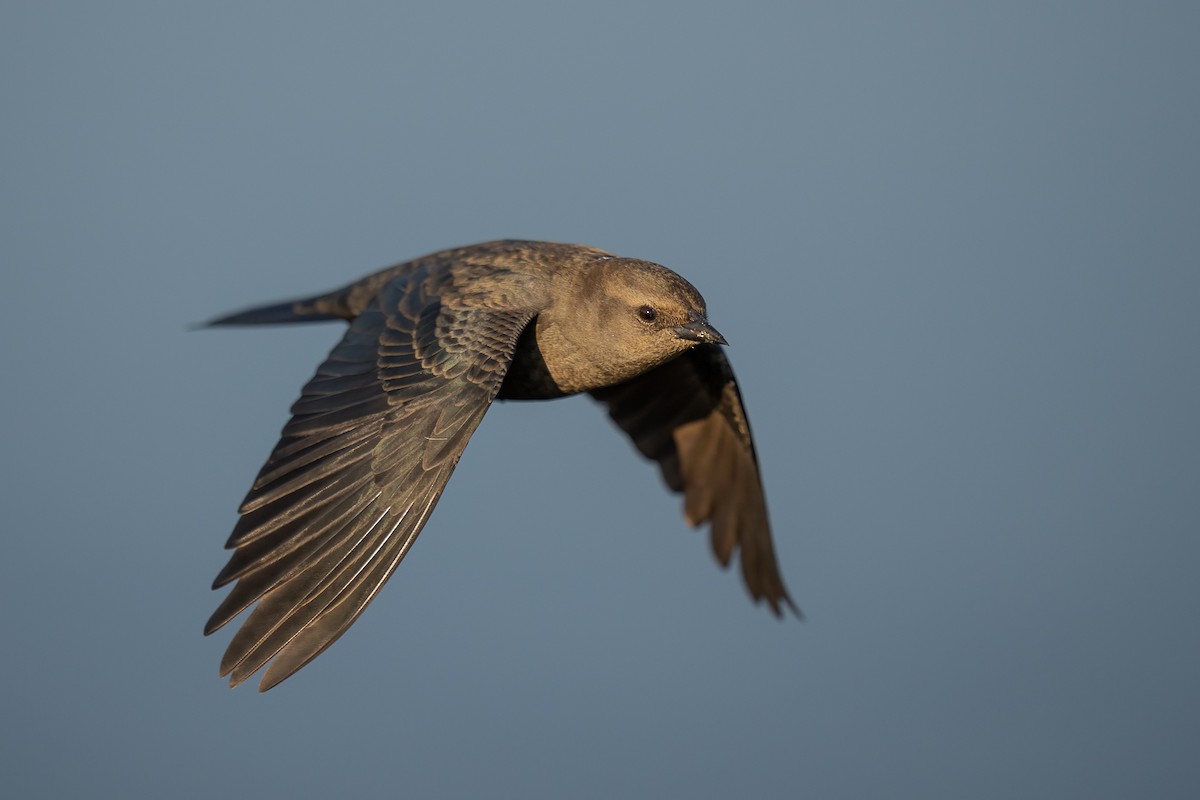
[205,240,798,690]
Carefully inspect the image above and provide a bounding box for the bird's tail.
[203,295,348,327]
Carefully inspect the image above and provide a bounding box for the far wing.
[591,345,799,617]
[206,265,540,690]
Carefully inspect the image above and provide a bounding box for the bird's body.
[206,240,797,690]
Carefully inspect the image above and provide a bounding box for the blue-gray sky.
[2,2,1198,798]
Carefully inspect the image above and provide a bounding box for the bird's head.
[539,256,726,392]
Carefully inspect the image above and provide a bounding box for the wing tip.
[776,594,804,620]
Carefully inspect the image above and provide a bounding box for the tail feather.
[205,298,346,327]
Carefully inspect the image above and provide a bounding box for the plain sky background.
[2,2,1198,798]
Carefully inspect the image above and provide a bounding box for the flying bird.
[204,240,798,690]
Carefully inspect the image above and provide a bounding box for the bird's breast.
[496,322,573,400]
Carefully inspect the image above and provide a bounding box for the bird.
[204,239,798,690]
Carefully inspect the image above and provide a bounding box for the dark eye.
[637,305,658,324]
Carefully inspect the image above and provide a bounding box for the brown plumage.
[204,239,798,690]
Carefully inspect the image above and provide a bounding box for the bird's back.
[206,240,612,328]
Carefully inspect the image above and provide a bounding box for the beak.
[673,316,728,346]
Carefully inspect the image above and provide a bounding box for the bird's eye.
[637,305,658,324]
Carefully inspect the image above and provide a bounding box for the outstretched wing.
[206,265,541,690]
[591,345,799,617]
